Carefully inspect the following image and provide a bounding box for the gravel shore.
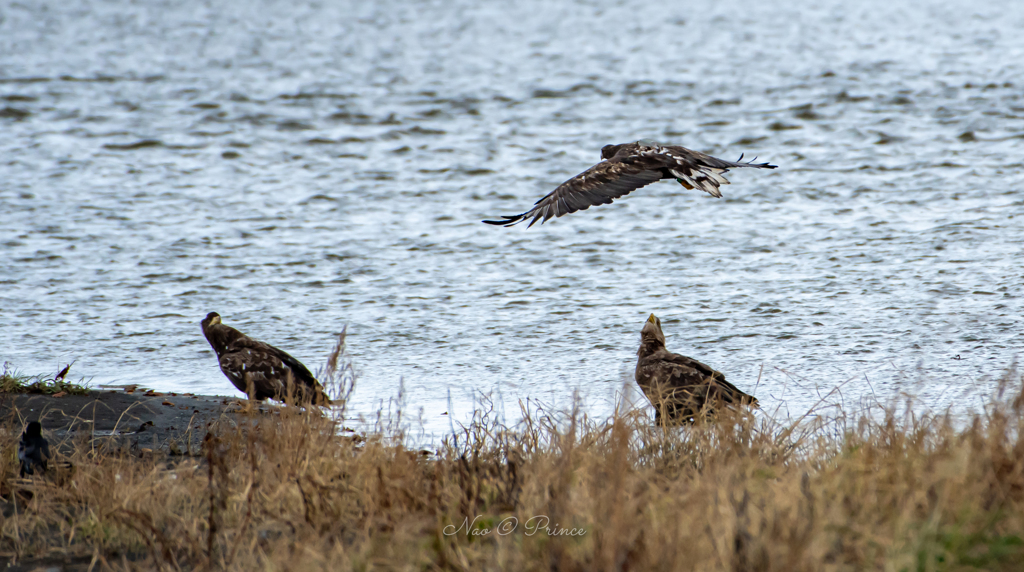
[1,387,244,456]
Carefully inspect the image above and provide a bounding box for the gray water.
[2,0,1023,434]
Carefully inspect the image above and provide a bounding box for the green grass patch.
[0,361,90,395]
[911,530,1024,572]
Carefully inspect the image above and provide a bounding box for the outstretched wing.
[655,145,777,198]
[483,158,664,228]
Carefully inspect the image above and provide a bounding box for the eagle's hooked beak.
[647,313,658,324]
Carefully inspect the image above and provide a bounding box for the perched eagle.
[484,140,776,227]
[200,312,331,405]
[635,314,757,425]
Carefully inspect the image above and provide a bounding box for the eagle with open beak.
[635,313,757,425]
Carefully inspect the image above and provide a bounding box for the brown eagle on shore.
[483,140,776,227]
[635,314,757,425]
[200,312,331,405]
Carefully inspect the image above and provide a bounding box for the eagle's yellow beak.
[647,313,658,324]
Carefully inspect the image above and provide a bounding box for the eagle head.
[640,313,666,346]
[201,312,222,330]
[601,144,624,160]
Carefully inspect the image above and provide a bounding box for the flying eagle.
[200,312,331,405]
[635,314,758,425]
[483,140,776,227]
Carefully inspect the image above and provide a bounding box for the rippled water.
[2,0,1023,433]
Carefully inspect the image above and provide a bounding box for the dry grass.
[3,358,1024,570]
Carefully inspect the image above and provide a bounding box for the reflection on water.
[2,0,1023,435]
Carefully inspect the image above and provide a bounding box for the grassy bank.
[1,362,90,396]
[3,368,1024,570]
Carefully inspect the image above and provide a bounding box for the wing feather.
[655,145,776,198]
[227,338,318,386]
[221,337,329,403]
[483,159,663,227]
[484,141,777,227]
[653,351,759,410]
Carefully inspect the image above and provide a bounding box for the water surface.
[2,0,1023,433]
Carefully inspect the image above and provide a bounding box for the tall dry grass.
[3,361,1024,570]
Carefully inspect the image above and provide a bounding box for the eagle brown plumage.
[200,312,331,405]
[635,314,757,425]
[484,140,776,227]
